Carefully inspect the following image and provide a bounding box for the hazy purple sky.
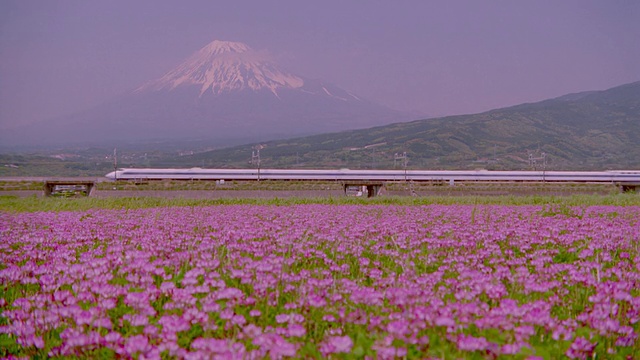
[1,0,639,128]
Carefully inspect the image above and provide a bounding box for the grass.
[1,192,639,213]
[0,180,43,191]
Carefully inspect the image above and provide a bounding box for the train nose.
[105,171,116,180]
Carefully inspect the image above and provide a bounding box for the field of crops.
[1,203,639,359]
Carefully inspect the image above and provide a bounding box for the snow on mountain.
[137,40,304,97]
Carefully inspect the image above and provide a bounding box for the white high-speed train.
[105,168,640,185]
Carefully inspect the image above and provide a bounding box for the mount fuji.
[5,40,410,148]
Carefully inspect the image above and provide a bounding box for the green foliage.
[539,203,586,218]
[0,334,21,357]
[107,298,136,335]
[1,193,640,213]
[552,250,579,264]
[84,347,117,359]
[1,283,41,308]
[177,324,204,349]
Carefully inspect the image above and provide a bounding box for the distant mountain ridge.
[168,80,640,170]
[2,40,409,148]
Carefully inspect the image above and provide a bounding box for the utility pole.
[251,145,263,181]
[395,151,414,195]
[394,152,408,180]
[528,151,548,181]
[541,152,547,181]
[113,148,118,182]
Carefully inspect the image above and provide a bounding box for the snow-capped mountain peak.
[4,39,409,147]
[137,40,304,97]
[197,40,251,57]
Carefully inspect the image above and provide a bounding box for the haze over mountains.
[1,80,639,176]
[1,40,409,148]
[1,40,639,172]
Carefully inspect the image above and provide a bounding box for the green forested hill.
[170,81,640,170]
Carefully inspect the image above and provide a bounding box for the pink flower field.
[1,204,639,359]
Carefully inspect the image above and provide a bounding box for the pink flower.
[270,341,297,358]
[290,313,304,323]
[322,314,336,322]
[125,335,151,355]
[434,316,455,327]
[387,320,409,337]
[231,315,246,326]
[144,325,159,335]
[219,308,234,320]
[615,333,636,347]
[160,282,175,292]
[75,310,93,325]
[242,324,262,338]
[287,324,306,337]
[104,331,123,343]
[201,300,221,313]
[456,334,489,351]
[501,343,522,354]
[275,314,290,323]
[33,335,45,349]
[308,294,327,307]
[321,335,353,355]
[129,314,149,327]
[566,337,597,359]
[216,287,244,300]
[372,344,407,359]
[253,333,297,358]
